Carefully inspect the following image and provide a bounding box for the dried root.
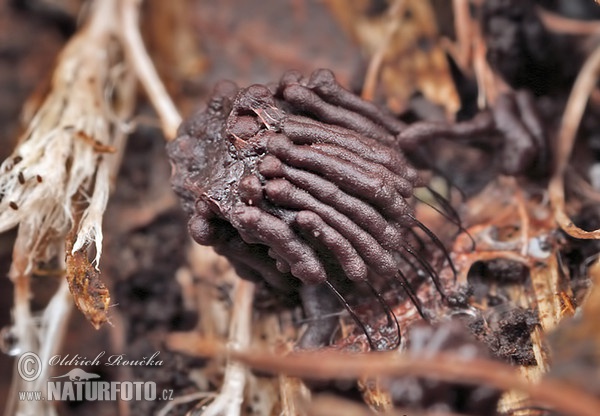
[168,331,600,416]
[120,0,182,140]
[549,44,600,240]
[0,0,136,328]
[197,279,255,416]
[1,0,136,413]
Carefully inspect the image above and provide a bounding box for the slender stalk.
[119,0,182,140]
[200,279,256,416]
[549,44,600,239]
[168,335,600,416]
[362,0,407,101]
[537,6,600,35]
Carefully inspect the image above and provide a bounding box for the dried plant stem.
[3,0,136,412]
[8,230,34,354]
[187,243,239,339]
[287,350,600,416]
[472,25,510,107]
[537,6,600,35]
[5,230,38,416]
[361,0,407,101]
[497,252,565,413]
[450,0,472,71]
[568,168,600,203]
[449,0,508,108]
[1,0,136,325]
[199,279,255,416]
[549,43,600,239]
[120,0,182,140]
[6,246,73,416]
[36,278,73,382]
[168,335,600,416]
[280,375,311,416]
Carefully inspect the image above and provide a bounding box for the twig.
[5,247,74,416]
[549,43,600,239]
[473,25,511,107]
[567,167,600,203]
[451,0,472,71]
[4,229,37,416]
[168,336,600,416]
[450,0,509,108]
[119,0,182,140]
[280,375,311,416]
[537,6,600,35]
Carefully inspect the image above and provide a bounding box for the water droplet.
[0,326,22,356]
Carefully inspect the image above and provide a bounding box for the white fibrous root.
[0,0,136,329]
[1,2,143,414]
[3,2,136,414]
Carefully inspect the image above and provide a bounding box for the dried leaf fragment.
[65,238,110,329]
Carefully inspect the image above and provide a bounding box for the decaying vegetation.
[2,0,600,415]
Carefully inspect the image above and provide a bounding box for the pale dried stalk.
[2,0,135,413]
[188,243,237,339]
[549,43,600,239]
[497,252,567,415]
[361,0,407,101]
[200,279,255,416]
[119,5,262,414]
[120,0,182,140]
[7,277,74,416]
[4,228,41,416]
[280,375,311,416]
[450,0,507,108]
[537,6,600,35]
[273,313,310,416]
[0,0,133,271]
[450,0,472,71]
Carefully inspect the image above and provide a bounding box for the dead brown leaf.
[65,225,110,329]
